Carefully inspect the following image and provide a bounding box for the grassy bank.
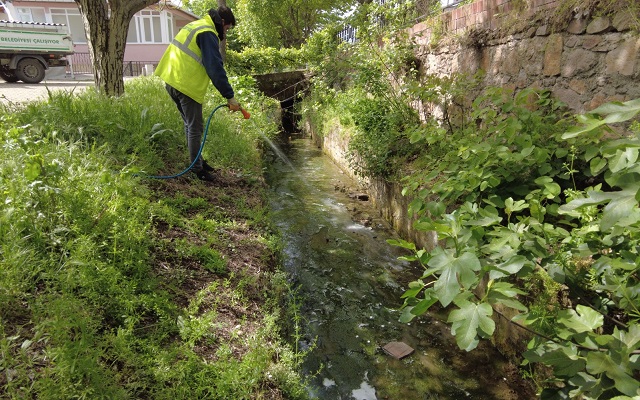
[0,76,308,399]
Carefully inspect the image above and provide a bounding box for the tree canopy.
[231,0,356,48]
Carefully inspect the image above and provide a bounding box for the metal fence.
[66,52,156,77]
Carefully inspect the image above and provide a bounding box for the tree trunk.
[74,0,157,97]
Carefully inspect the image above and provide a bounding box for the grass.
[0,76,308,399]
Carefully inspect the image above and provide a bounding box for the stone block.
[613,12,634,32]
[543,34,563,76]
[382,342,414,360]
[582,35,602,50]
[536,25,549,36]
[568,79,587,95]
[565,36,579,48]
[586,16,612,34]
[606,38,640,76]
[553,86,584,112]
[562,48,598,77]
[567,18,587,34]
[525,26,537,38]
[606,37,640,76]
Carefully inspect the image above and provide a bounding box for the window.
[165,12,173,41]
[50,8,86,44]
[139,10,162,43]
[128,10,173,44]
[126,18,138,43]
[16,7,46,22]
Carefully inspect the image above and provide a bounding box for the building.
[0,0,198,75]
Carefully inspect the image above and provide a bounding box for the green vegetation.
[299,1,640,397]
[227,47,305,75]
[0,77,307,399]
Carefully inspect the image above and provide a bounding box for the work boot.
[193,169,217,182]
[202,159,215,172]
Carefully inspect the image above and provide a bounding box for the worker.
[155,6,241,182]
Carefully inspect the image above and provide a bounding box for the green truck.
[0,20,74,83]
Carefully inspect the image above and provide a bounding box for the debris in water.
[382,341,414,360]
[348,192,370,201]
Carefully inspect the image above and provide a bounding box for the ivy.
[394,96,640,398]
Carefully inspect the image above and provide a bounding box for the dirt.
[147,169,286,398]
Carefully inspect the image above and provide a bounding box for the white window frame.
[15,7,46,22]
[129,10,173,44]
[50,8,87,44]
[165,11,173,42]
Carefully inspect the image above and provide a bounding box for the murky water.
[265,136,523,400]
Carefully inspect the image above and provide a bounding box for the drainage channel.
[265,136,526,400]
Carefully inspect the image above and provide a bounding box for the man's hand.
[227,97,241,111]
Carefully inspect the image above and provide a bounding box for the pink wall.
[412,0,561,37]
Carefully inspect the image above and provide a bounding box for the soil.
[147,169,287,399]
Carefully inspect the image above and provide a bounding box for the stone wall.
[408,0,639,113]
[305,121,438,252]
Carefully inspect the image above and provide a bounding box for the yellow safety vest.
[155,15,219,104]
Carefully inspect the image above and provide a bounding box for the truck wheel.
[0,66,19,83]
[15,58,46,84]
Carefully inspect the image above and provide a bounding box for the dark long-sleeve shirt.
[197,31,234,100]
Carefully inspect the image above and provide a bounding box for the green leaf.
[505,197,528,214]
[24,161,42,181]
[586,352,640,397]
[521,146,535,156]
[607,171,640,190]
[410,295,438,316]
[401,285,423,299]
[557,305,603,337]
[428,250,481,307]
[567,373,599,396]
[562,118,607,139]
[543,182,562,199]
[486,281,528,312]
[488,255,529,280]
[447,300,495,351]
[387,239,416,251]
[540,388,571,399]
[590,157,608,175]
[558,190,615,214]
[591,98,640,116]
[524,342,585,378]
[585,145,601,161]
[608,148,639,173]
[399,306,417,323]
[612,325,640,351]
[600,192,639,231]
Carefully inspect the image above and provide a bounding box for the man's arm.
[197,31,235,99]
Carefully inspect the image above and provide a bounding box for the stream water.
[265,136,524,400]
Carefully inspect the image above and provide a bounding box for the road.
[0,76,95,104]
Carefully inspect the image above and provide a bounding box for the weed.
[0,76,307,398]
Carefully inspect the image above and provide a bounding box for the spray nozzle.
[226,104,250,119]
